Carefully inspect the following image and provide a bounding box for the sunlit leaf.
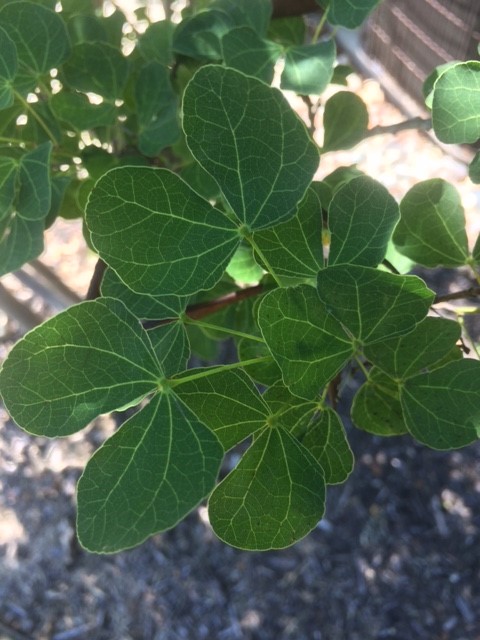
[209,426,325,550]
[393,179,469,267]
[183,65,319,230]
[323,0,382,29]
[281,39,336,95]
[322,92,369,151]
[0,298,161,437]
[77,393,223,553]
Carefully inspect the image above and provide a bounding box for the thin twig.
[434,286,480,304]
[85,259,107,301]
[366,117,432,138]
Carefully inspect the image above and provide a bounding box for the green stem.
[183,317,265,343]
[13,91,57,144]
[0,135,31,146]
[169,356,271,387]
[312,3,330,42]
[354,355,370,380]
[246,234,283,287]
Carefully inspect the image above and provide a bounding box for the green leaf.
[325,0,382,29]
[67,14,108,45]
[422,61,459,109]
[213,0,272,36]
[364,317,461,379]
[0,1,70,76]
[253,183,324,279]
[0,156,18,218]
[208,426,325,550]
[183,65,319,230]
[393,179,469,267]
[172,10,233,60]
[323,165,365,195]
[62,42,129,100]
[175,368,269,450]
[17,142,52,220]
[258,285,354,399]
[299,408,354,484]
[226,243,264,284]
[0,214,44,276]
[322,92,369,151]
[137,21,175,65]
[267,16,305,47]
[101,268,187,321]
[0,27,17,109]
[281,39,336,95]
[135,62,180,156]
[180,160,221,200]
[474,233,480,263]
[328,176,399,267]
[432,61,480,143]
[469,151,480,184]
[146,322,190,377]
[237,338,282,386]
[45,174,70,227]
[401,360,480,450]
[222,26,281,84]
[317,265,434,345]
[77,393,223,553]
[351,368,407,436]
[86,167,240,297]
[0,298,161,437]
[51,92,117,130]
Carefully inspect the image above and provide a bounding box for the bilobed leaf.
[393,179,469,267]
[62,42,129,100]
[183,65,319,230]
[364,317,461,379]
[172,10,233,60]
[0,27,17,109]
[281,39,336,95]
[0,2,70,76]
[432,61,480,143]
[135,62,180,156]
[51,92,117,130]
[208,426,325,550]
[137,21,175,65]
[401,360,480,450]
[77,393,223,553]
[469,151,480,184]
[300,408,354,484]
[147,322,190,377]
[175,368,269,450]
[252,183,324,279]
[101,268,187,321]
[0,298,161,437]
[351,368,407,436]
[258,285,354,399]
[222,27,281,84]
[86,167,240,297]
[325,0,382,29]
[17,142,52,220]
[322,92,369,151]
[328,176,399,267]
[0,156,18,218]
[0,214,44,276]
[317,265,434,345]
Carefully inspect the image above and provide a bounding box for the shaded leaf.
[401,360,480,450]
[322,92,368,151]
[469,151,480,184]
[214,0,272,36]
[172,10,233,60]
[147,323,190,377]
[137,21,175,65]
[77,393,223,552]
[0,214,44,276]
[351,368,407,436]
[237,338,282,386]
[86,167,240,297]
[17,142,52,220]
[183,65,319,230]
[328,176,399,267]
[432,61,480,143]
[0,27,17,109]
[317,265,434,345]
[175,368,269,450]
[0,298,161,437]
[364,317,461,379]
[393,179,469,267]
[267,16,305,47]
[0,156,18,219]
[62,42,129,100]
[222,26,281,84]
[325,0,382,29]
[281,39,336,95]
[208,426,325,550]
[51,92,117,130]
[258,285,354,399]
[67,14,108,44]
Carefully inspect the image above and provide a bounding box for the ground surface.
[1,59,480,640]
